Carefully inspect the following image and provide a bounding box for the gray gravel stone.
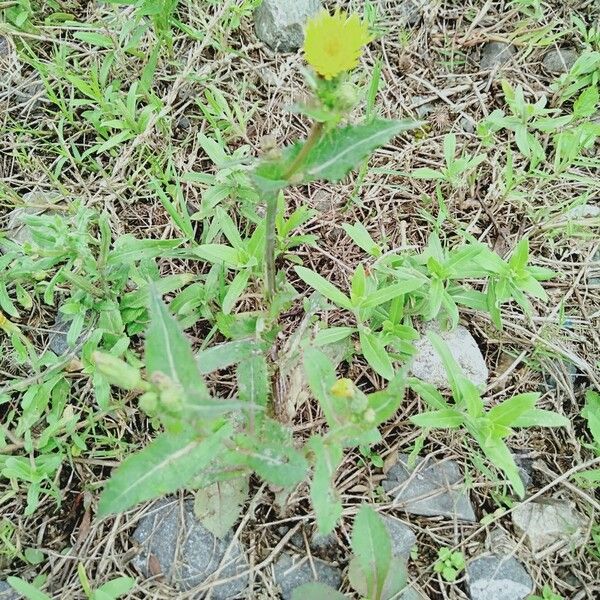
[383,454,476,522]
[564,204,600,219]
[409,324,488,389]
[254,0,321,53]
[131,498,248,598]
[381,514,416,560]
[542,48,578,73]
[48,312,90,355]
[399,0,428,26]
[272,552,342,600]
[480,42,516,70]
[309,531,336,552]
[511,499,587,553]
[3,191,61,247]
[0,581,21,600]
[466,554,533,600]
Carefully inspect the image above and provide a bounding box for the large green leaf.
[97,424,231,516]
[147,289,222,416]
[309,436,343,535]
[351,506,392,600]
[233,418,307,487]
[291,119,421,184]
[197,339,258,374]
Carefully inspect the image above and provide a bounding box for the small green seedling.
[410,331,569,498]
[291,506,410,600]
[433,547,465,582]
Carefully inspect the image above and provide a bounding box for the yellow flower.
[304,10,371,80]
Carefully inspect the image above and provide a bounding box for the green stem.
[264,121,324,302]
[283,121,324,180]
[264,191,278,302]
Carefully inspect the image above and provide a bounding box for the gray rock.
[383,454,476,522]
[48,312,89,355]
[466,554,533,600]
[480,42,516,70]
[511,499,587,553]
[513,453,533,490]
[3,191,61,246]
[272,552,342,600]
[565,204,600,219]
[309,531,336,552]
[254,0,321,53]
[0,581,21,600]
[131,498,248,598]
[409,324,488,389]
[412,95,437,119]
[543,48,578,73]
[380,514,416,560]
[399,0,428,26]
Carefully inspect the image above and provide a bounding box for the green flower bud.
[362,408,376,423]
[92,351,143,390]
[139,391,158,415]
[336,82,359,110]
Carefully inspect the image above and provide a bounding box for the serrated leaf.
[291,119,421,184]
[97,424,231,516]
[234,419,307,487]
[194,476,249,538]
[197,339,258,374]
[309,436,343,535]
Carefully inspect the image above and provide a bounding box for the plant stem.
[264,121,324,302]
[283,121,324,180]
[264,191,278,302]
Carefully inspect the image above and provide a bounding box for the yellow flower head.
[304,10,371,81]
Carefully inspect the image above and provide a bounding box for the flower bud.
[330,378,355,399]
[336,82,359,110]
[92,351,143,390]
[139,391,158,414]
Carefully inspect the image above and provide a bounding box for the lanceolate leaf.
[97,424,232,516]
[359,330,395,380]
[292,119,421,184]
[309,436,343,535]
[146,289,218,413]
[294,266,353,309]
[351,506,392,599]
